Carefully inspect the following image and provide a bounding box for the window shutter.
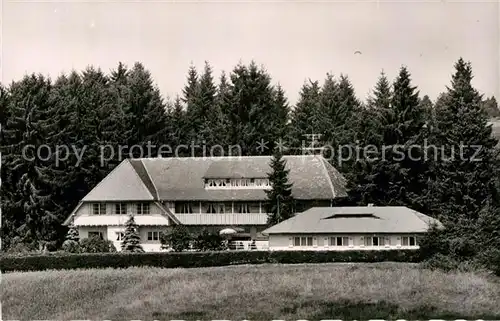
[289,237,293,247]
[349,237,354,248]
[313,237,317,248]
[360,236,365,248]
[324,237,329,248]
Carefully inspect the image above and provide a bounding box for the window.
[207,203,217,214]
[293,236,313,246]
[147,231,160,241]
[364,236,385,246]
[237,203,250,213]
[206,178,270,189]
[115,203,127,215]
[402,236,417,246]
[176,202,193,214]
[116,232,124,241]
[88,231,103,239]
[330,236,349,246]
[136,203,150,214]
[92,203,106,215]
[204,203,225,213]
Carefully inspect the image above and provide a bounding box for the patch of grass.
[2,263,500,320]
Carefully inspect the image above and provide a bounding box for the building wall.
[78,226,108,240]
[268,234,421,250]
[77,226,167,252]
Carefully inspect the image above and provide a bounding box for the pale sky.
[2,0,499,105]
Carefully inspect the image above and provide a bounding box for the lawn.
[2,262,500,320]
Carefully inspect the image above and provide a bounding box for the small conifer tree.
[121,215,144,253]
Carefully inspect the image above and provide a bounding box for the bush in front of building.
[0,249,422,272]
[61,240,81,253]
[160,225,192,252]
[79,236,117,253]
[192,229,227,252]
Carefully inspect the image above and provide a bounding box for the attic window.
[323,213,380,219]
[204,178,271,189]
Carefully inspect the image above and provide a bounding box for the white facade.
[267,234,421,251]
[73,202,170,252]
[79,225,166,252]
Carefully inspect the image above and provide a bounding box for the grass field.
[2,263,500,320]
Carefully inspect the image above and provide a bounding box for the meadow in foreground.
[2,263,500,320]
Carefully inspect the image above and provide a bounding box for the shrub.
[79,236,116,253]
[121,215,144,253]
[0,249,422,272]
[418,224,449,260]
[161,225,192,252]
[420,253,460,272]
[5,242,34,255]
[192,229,227,252]
[65,224,80,242]
[448,236,478,258]
[61,240,81,254]
[476,247,500,276]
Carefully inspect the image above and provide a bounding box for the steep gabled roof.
[138,155,346,201]
[82,159,155,201]
[262,206,444,234]
[79,155,347,202]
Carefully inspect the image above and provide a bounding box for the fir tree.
[182,63,199,105]
[229,61,279,155]
[1,74,58,248]
[215,71,233,151]
[348,67,426,209]
[123,62,169,157]
[166,95,187,155]
[265,148,294,225]
[425,58,499,232]
[320,74,361,172]
[121,215,144,253]
[482,96,500,118]
[61,223,81,253]
[288,79,321,153]
[197,62,225,153]
[271,84,290,148]
[65,224,80,242]
[419,95,433,125]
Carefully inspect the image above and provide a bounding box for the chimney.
[367,203,374,207]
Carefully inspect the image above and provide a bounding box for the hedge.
[0,249,421,272]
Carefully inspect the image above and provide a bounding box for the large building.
[262,206,443,251]
[63,155,347,251]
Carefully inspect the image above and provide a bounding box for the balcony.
[174,213,267,225]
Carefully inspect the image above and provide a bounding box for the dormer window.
[205,178,271,189]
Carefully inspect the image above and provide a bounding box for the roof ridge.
[128,159,157,200]
[140,159,160,200]
[319,159,337,199]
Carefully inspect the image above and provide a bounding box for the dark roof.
[82,155,347,202]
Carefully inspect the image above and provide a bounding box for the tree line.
[1,58,500,271]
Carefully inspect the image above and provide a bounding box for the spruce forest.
[1,58,500,270]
